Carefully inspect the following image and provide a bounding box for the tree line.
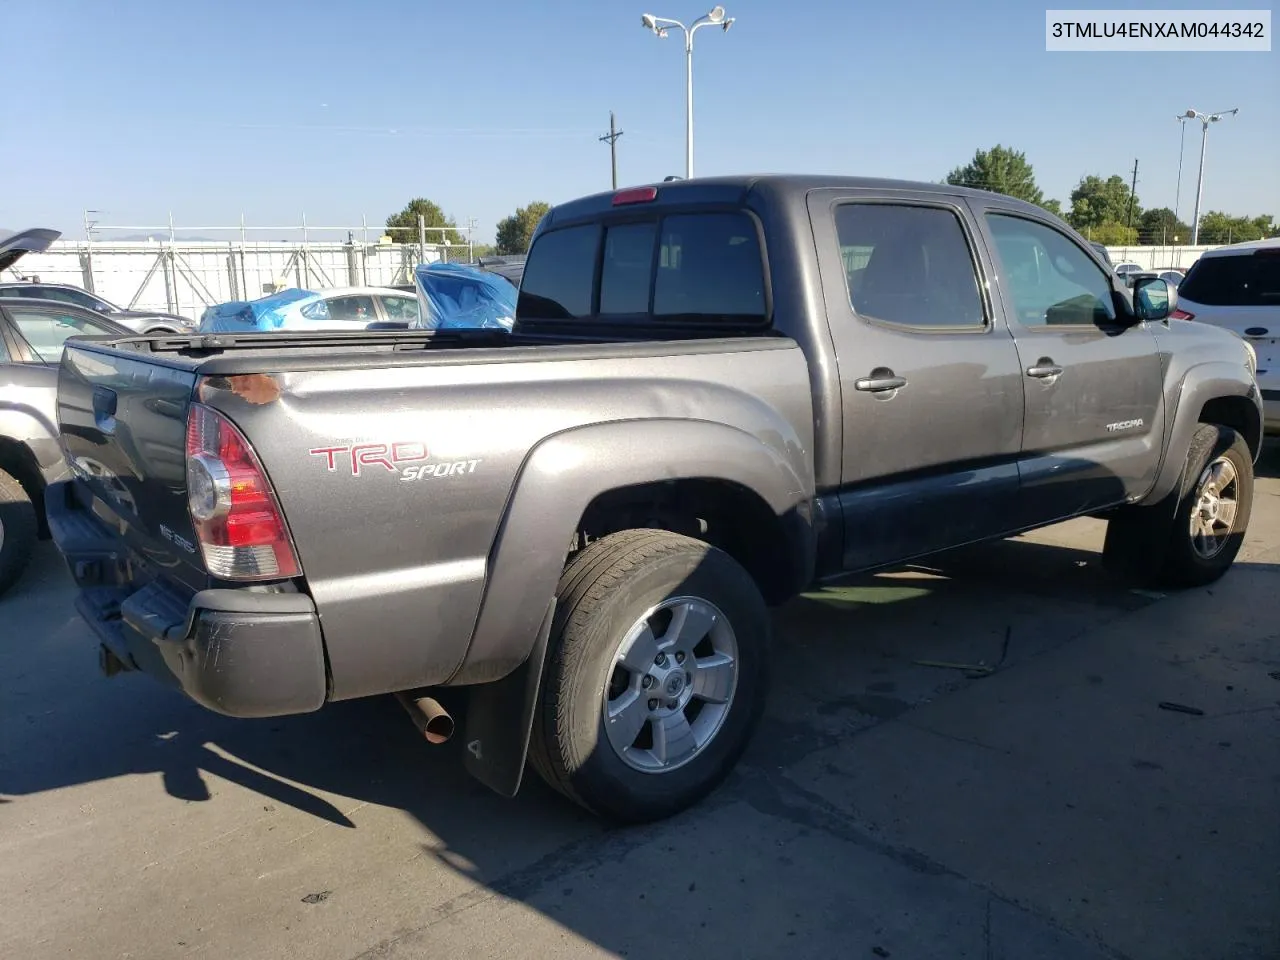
[384,198,551,257]
[945,145,1277,245]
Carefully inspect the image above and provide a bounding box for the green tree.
[385,198,466,247]
[1195,212,1277,244]
[1138,207,1191,244]
[945,145,1046,206]
[1088,221,1139,245]
[1041,198,1064,218]
[1067,175,1141,232]
[495,201,552,255]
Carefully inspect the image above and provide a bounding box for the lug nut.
[668,700,680,710]
[654,653,667,667]
[642,676,654,689]
[648,699,660,711]
[675,651,686,664]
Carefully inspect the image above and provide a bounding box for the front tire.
[0,468,38,598]
[528,530,770,823]
[1104,424,1253,588]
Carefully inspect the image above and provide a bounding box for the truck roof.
[541,174,1057,229]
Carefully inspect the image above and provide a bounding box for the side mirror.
[1133,276,1176,322]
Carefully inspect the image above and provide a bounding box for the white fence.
[0,238,467,320]
[1102,244,1217,271]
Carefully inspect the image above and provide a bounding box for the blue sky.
[8,0,1278,242]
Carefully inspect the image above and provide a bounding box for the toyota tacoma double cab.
[47,176,1263,823]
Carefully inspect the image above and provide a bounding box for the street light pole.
[641,6,735,179]
[1173,115,1188,230]
[1184,107,1239,245]
[684,27,694,179]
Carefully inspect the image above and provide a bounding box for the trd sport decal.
[308,442,481,481]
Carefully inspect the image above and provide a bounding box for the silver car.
[0,228,135,595]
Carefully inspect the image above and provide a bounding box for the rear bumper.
[47,482,327,718]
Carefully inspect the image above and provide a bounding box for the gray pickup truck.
[48,176,1263,823]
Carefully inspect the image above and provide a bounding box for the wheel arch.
[449,418,815,687]
[1142,361,1263,506]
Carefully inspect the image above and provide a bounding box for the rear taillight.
[184,402,299,580]
[1170,308,1195,321]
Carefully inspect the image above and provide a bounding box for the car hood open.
[0,227,61,273]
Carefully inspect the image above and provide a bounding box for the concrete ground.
[2,446,1279,960]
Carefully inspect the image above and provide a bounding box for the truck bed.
[53,329,815,707]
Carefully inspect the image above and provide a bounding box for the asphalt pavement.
[2,444,1278,960]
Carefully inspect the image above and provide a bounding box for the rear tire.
[528,530,770,823]
[1104,424,1252,588]
[0,468,38,598]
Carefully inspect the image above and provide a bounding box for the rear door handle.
[1026,359,1063,379]
[854,372,907,393]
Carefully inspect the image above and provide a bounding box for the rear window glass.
[653,213,765,321]
[600,222,656,314]
[517,211,767,325]
[518,225,598,319]
[1179,252,1280,306]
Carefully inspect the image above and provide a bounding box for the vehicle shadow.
[12,521,1270,957]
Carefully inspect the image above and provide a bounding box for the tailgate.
[56,342,208,591]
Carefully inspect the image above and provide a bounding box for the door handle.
[854,371,907,393]
[1026,359,1063,379]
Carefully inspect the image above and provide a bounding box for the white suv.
[1174,238,1280,435]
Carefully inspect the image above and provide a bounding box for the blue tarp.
[199,288,317,332]
[414,262,515,331]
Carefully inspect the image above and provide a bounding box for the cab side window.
[835,203,985,329]
[986,215,1116,327]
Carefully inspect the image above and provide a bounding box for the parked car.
[198,285,421,333]
[0,275,196,334]
[47,176,1262,824]
[1112,262,1146,285]
[1158,269,1185,288]
[1173,237,1280,435]
[0,228,135,596]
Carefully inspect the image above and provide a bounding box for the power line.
[1126,158,1140,229]
[599,112,624,190]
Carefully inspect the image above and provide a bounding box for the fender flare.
[0,403,64,484]
[455,417,814,798]
[1141,360,1262,507]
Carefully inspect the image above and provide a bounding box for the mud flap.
[461,600,555,798]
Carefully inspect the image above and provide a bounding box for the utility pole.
[599,111,624,189]
[1126,158,1139,231]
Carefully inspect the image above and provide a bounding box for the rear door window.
[377,294,421,324]
[653,213,765,322]
[8,307,118,362]
[324,295,377,323]
[518,225,598,319]
[599,222,657,315]
[1179,253,1280,306]
[835,203,985,328]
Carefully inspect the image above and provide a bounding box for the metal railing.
[3,214,478,319]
